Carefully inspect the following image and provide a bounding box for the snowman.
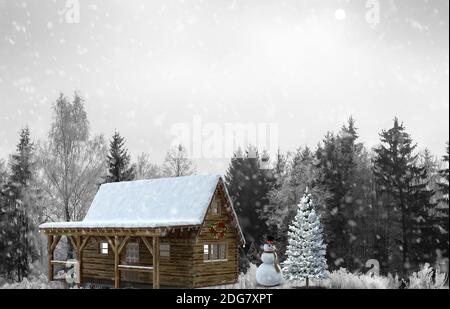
[256,236,283,286]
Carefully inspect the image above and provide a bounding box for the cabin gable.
[192,184,240,288]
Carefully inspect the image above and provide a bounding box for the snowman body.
[256,244,283,286]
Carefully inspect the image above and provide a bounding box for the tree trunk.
[401,202,408,276]
[305,277,309,287]
[64,199,74,259]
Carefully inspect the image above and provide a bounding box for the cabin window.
[125,242,139,264]
[211,199,220,214]
[203,243,227,262]
[160,243,170,257]
[99,242,109,255]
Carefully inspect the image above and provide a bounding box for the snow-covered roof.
[39,174,226,229]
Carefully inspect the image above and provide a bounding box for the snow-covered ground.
[1,263,447,289]
[208,263,448,289]
[0,274,65,289]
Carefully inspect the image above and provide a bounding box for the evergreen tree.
[0,159,6,185]
[348,147,377,268]
[418,149,441,205]
[271,149,288,189]
[225,146,270,243]
[282,190,328,286]
[0,160,8,276]
[105,131,135,183]
[436,143,449,257]
[438,143,450,204]
[373,118,435,275]
[315,117,364,270]
[262,147,325,261]
[2,128,39,281]
[224,148,249,273]
[225,146,271,269]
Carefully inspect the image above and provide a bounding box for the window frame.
[203,243,228,262]
[99,242,109,255]
[125,242,140,264]
[160,243,170,258]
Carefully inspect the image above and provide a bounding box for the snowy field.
[210,264,448,290]
[1,263,447,289]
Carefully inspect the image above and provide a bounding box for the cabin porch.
[45,229,161,289]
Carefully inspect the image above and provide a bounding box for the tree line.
[0,92,448,281]
[0,92,195,281]
[225,117,449,277]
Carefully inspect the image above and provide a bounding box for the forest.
[0,92,448,283]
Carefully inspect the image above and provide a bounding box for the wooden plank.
[118,265,153,272]
[51,260,78,265]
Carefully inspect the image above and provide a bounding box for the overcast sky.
[0,0,448,173]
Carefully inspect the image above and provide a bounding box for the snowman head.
[264,243,275,252]
[264,235,276,252]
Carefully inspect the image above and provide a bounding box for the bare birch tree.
[37,93,107,257]
[163,144,195,177]
[135,153,162,180]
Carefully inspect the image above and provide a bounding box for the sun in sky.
[334,8,347,21]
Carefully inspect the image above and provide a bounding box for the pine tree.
[436,143,449,257]
[225,146,272,271]
[438,143,450,204]
[2,128,39,281]
[225,146,270,244]
[224,148,249,273]
[105,131,135,183]
[282,190,327,286]
[262,147,325,261]
[272,149,287,189]
[315,117,364,270]
[0,160,8,276]
[373,118,436,274]
[0,159,6,185]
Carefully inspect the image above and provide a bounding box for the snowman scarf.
[264,250,281,273]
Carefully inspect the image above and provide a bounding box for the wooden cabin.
[39,174,245,289]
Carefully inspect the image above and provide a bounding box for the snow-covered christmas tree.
[282,189,328,287]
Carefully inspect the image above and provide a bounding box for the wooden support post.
[47,234,61,281]
[47,235,54,281]
[76,236,90,285]
[152,236,160,289]
[114,236,120,289]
